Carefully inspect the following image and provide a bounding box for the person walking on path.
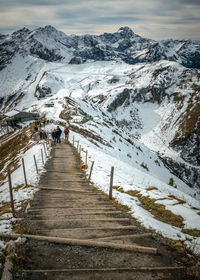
[51,129,57,145]
[64,126,70,143]
[39,130,43,140]
[56,126,62,143]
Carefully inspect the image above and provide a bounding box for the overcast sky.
[0,0,200,40]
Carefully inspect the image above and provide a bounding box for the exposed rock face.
[162,157,200,189]
[37,86,52,98]
[0,28,31,70]
[107,89,131,112]
[29,43,63,62]
[69,56,84,64]
[172,118,200,166]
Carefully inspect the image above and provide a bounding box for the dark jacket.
[52,131,56,139]
[56,128,62,137]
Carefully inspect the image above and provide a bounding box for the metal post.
[34,155,39,174]
[79,145,81,156]
[73,136,74,146]
[109,166,114,200]
[89,161,94,181]
[77,140,79,150]
[7,169,16,218]
[22,158,28,187]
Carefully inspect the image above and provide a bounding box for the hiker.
[64,126,69,143]
[39,130,43,140]
[51,129,57,145]
[56,126,62,143]
[43,131,47,139]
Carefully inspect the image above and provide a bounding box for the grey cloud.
[0,0,199,39]
[178,0,200,4]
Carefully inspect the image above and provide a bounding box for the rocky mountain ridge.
[0,25,200,71]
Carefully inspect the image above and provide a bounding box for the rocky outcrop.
[29,43,63,62]
[171,117,200,166]
[69,56,84,64]
[107,89,131,112]
[36,86,52,98]
[162,156,200,189]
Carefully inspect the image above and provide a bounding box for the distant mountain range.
[0,25,200,71]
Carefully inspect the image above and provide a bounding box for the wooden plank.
[26,211,122,217]
[22,267,186,273]
[95,233,152,241]
[45,170,84,174]
[36,225,137,230]
[26,218,130,222]
[37,188,93,192]
[0,233,158,254]
[27,207,117,211]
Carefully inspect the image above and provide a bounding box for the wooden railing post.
[85,150,88,166]
[34,155,39,174]
[109,166,114,200]
[7,169,16,218]
[41,149,44,165]
[43,143,47,157]
[89,161,94,181]
[22,158,28,187]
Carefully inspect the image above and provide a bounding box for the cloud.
[178,0,200,4]
[0,0,199,40]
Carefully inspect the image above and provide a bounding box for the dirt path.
[12,143,188,280]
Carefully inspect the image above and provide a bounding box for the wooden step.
[19,267,186,280]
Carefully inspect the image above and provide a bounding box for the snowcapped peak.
[42,25,58,33]
[33,25,68,41]
[34,25,60,36]
[11,27,31,38]
[117,26,136,37]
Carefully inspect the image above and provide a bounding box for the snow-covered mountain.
[1,25,200,71]
[1,26,200,192]
[1,25,200,253]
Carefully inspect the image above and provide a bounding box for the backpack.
[64,128,69,135]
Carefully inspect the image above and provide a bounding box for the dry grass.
[15,199,31,216]
[0,125,35,182]
[98,185,185,228]
[0,202,11,216]
[12,220,37,235]
[127,190,141,196]
[113,186,125,193]
[59,110,73,121]
[0,197,31,218]
[168,195,186,205]
[110,199,132,215]
[182,229,200,238]
[146,187,158,191]
[126,190,184,228]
